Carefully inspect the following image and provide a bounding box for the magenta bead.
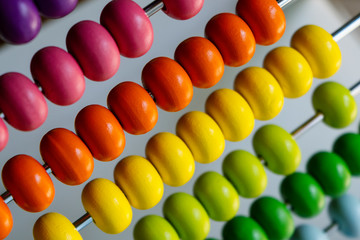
[34,0,78,18]
[0,118,9,151]
[100,0,153,58]
[162,0,204,20]
[31,46,85,106]
[0,73,48,131]
[66,20,120,82]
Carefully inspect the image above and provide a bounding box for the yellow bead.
[114,155,164,210]
[205,88,254,142]
[33,212,82,240]
[81,178,132,234]
[145,132,195,187]
[234,67,284,120]
[291,25,341,79]
[264,46,313,98]
[176,111,225,164]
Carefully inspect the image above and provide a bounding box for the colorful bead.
[205,13,255,67]
[176,111,225,164]
[222,216,268,240]
[234,67,284,120]
[222,150,267,198]
[0,119,8,152]
[2,154,55,212]
[33,0,78,18]
[253,124,301,175]
[263,46,313,98]
[107,81,158,135]
[81,178,132,234]
[333,133,360,176]
[114,155,164,210]
[142,57,193,112]
[75,104,126,162]
[134,215,180,240]
[145,132,195,187]
[291,25,341,79]
[312,81,357,128]
[0,72,48,131]
[100,0,153,58]
[205,88,254,141]
[40,128,94,185]
[236,0,286,45]
[0,197,13,239]
[161,0,204,20]
[30,46,85,106]
[163,192,210,240]
[290,224,329,240]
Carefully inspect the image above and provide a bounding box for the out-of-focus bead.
[161,0,203,20]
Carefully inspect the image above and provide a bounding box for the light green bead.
[133,215,180,240]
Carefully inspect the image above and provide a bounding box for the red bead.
[0,197,13,239]
[0,118,8,152]
[162,0,204,20]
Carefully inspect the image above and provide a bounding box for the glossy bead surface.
[0,72,48,131]
[291,25,341,79]
[176,111,225,164]
[0,197,13,239]
[33,0,78,18]
[264,46,313,98]
[134,215,180,240]
[2,154,54,212]
[142,57,193,112]
[100,0,153,58]
[75,104,125,162]
[107,81,158,135]
[40,128,94,185]
[205,13,255,67]
[333,133,360,175]
[145,132,195,187]
[222,216,268,240]
[312,81,356,128]
[0,119,8,152]
[114,155,163,210]
[205,88,254,141]
[234,67,284,120]
[222,150,267,198]
[174,36,224,88]
[253,124,301,175]
[163,192,210,240]
[31,46,85,105]
[66,20,120,81]
[82,178,132,234]
[307,152,351,197]
[162,0,203,20]
[290,224,329,240]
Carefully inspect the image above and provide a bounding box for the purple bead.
[33,0,78,19]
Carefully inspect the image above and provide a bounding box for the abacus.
[0,0,360,239]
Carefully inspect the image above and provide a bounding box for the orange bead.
[75,104,126,162]
[205,13,255,67]
[107,81,158,135]
[236,0,286,45]
[0,197,13,239]
[40,128,94,185]
[142,57,193,112]
[174,36,224,88]
[1,155,55,212]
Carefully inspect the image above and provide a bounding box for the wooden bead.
[0,118,8,152]
[205,88,254,141]
[162,0,204,20]
[33,0,77,18]
[0,72,48,131]
[40,128,94,185]
[145,132,195,187]
[291,225,330,240]
[2,154,55,212]
[107,81,158,135]
[236,0,286,45]
[333,133,360,176]
[174,36,224,88]
[142,57,193,112]
[100,0,153,58]
[0,197,13,239]
[222,216,267,240]
[134,215,180,240]
[176,111,225,164]
[81,178,132,234]
[291,25,341,79]
[75,104,125,162]
[205,13,255,67]
[264,46,313,98]
[114,155,164,210]
[234,67,284,120]
[31,46,85,105]
[33,212,83,240]
[66,20,120,81]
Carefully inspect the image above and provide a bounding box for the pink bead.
[162,0,204,20]
[0,72,48,131]
[66,20,120,82]
[31,46,85,106]
[100,0,153,58]
[0,118,9,151]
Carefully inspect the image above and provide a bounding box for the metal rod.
[1,191,13,204]
[74,213,93,232]
[332,13,360,42]
[277,0,295,8]
[323,221,337,233]
[144,0,164,17]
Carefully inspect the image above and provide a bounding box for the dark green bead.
[280,172,325,218]
[250,196,294,240]
[333,133,360,176]
[222,216,268,240]
[306,152,351,197]
[205,238,220,240]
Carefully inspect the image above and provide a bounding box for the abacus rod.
[323,221,337,233]
[332,13,360,42]
[277,0,294,8]
[74,213,93,232]
[144,0,164,17]
[1,191,13,204]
